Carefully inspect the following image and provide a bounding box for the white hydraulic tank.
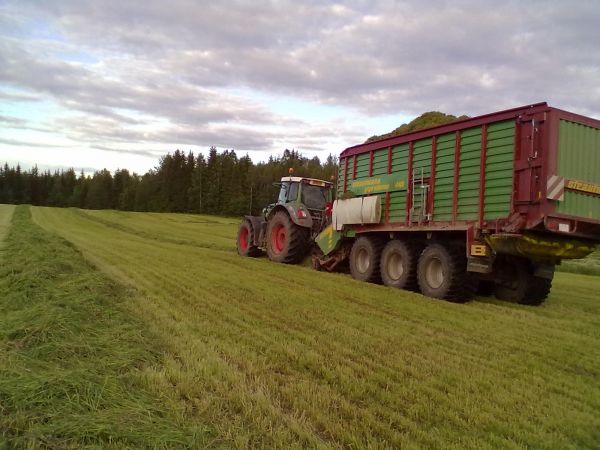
[332,196,381,231]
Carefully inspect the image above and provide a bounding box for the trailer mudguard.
[315,224,343,255]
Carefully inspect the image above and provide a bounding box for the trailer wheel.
[380,239,420,291]
[236,220,262,257]
[476,279,495,297]
[521,277,552,305]
[266,211,308,264]
[493,257,530,302]
[417,243,474,302]
[349,236,383,283]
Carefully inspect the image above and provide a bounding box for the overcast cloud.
[1,0,599,173]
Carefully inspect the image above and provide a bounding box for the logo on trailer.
[548,175,600,200]
[565,179,600,196]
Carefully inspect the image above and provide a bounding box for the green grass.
[559,249,600,276]
[3,205,600,448]
[76,208,239,251]
[0,206,211,449]
[0,204,15,247]
[25,208,600,448]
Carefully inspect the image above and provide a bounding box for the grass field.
[0,204,15,247]
[2,205,600,449]
[560,249,600,276]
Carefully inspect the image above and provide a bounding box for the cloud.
[0,137,68,148]
[89,145,167,159]
[0,90,40,102]
[0,114,27,126]
[0,0,598,172]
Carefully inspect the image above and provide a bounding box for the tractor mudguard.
[269,205,313,228]
[283,204,313,228]
[244,215,266,247]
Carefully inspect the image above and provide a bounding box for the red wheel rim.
[271,223,286,253]
[239,226,249,251]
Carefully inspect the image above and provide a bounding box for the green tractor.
[237,174,334,264]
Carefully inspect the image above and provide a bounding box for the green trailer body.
[317,103,600,304]
[333,102,600,244]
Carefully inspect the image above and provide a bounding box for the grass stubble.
[1,204,599,448]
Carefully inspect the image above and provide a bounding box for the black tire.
[417,243,475,302]
[493,257,533,303]
[349,236,384,283]
[380,239,420,291]
[521,276,552,305]
[236,220,262,257]
[477,279,495,297]
[266,211,308,264]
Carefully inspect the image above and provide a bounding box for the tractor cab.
[273,177,333,210]
[265,176,334,230]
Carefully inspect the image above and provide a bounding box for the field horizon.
[1,204,599,449]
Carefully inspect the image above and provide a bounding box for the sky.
[1,0,599,174]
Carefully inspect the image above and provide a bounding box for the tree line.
[0,148,338,216]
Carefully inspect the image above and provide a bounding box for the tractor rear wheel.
[417,243,474,302]
[380,239,420,291]
[349,236,383,283]
[236,220,262,257]
[266,211,308,264]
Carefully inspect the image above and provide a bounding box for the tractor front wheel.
[266,211,308,264]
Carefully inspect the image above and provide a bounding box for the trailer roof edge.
[341,102,550,158]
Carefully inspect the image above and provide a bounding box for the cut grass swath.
[0,204,15,249]
[0,206,211,449]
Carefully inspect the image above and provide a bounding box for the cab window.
[278,181,299,203]
[288,182,299,202]
[302,184,328,209]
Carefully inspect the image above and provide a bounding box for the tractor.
[237,173,333,264]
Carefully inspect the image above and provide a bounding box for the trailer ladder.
[410,167,431,224]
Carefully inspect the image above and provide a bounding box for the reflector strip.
[546,175,565,201]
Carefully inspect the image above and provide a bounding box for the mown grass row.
[77,208,238,251]
[0,204,15,247]
[559,249,600,276]
[29,206,600,449]
[0,206,211,448]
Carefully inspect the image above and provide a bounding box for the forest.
[0,112,468,215]
[0,148,338,216]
